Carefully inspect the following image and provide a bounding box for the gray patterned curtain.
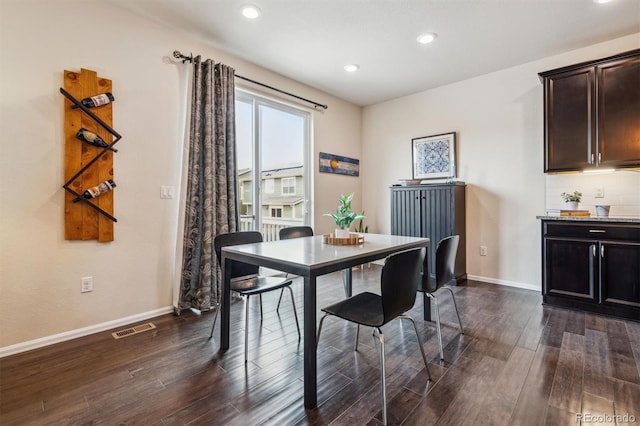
[178,58,237,311]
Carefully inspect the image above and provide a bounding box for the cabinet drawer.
[543,222,640,242]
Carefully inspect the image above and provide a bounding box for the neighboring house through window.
[264,178,275,194]
[270,207,283,218]
[281,177,295,195]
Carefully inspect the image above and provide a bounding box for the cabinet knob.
[592,244,596,257]
[601,245,605,258]
[589,229,606,233]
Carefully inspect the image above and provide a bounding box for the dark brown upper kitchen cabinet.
[540,49,640,172]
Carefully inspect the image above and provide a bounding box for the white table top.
[221,233,429,276]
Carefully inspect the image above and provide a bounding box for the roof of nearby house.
[262,166,303,179]
[238,165,303,181]
[256,196,304,206]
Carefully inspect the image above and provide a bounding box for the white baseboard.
[0,306,174,358]
[466,274,539,292]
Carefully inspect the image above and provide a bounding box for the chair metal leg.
[259,294,263,321]
[374,328,387,426]
[245,295,250,363]
[400,315,431,380]
[427,293,445,360]
[209,303,220,338]
[276,288,285,312]
[286,286,301,340]
[316,313,330,349]
[354,324,360,351]
[444,286,464,334]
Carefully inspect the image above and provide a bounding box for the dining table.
[219,232,430,409]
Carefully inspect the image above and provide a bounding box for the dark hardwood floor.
[1,266,639,425]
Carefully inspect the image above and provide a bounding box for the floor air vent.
[112,322,156,339]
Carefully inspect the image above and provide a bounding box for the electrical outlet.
[595,186,605,198]
[81,276,93,293]
[480,246,488,256]
[160,186,175,199]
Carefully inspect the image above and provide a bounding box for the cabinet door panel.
[390,189,421,237]
[545,68,594,171]
[421,187,453,275]
[545,238,595,300]
[598,57,640,168]
[600,242,640,308]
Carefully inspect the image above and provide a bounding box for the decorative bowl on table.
[399,179,422,186]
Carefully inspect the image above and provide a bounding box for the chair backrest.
[279,226,314,240]
[213,231,263,278]
[380,247,426,322]
[428,235,460,292]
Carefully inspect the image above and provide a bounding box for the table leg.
[423,292,432,321]
[303,274,317,409]
[344,268,352,297]
[220,255,232,350]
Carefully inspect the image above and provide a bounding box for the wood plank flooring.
[1,266,639,425]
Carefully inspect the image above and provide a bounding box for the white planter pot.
[565,201,579,210]
[335,228,350,238]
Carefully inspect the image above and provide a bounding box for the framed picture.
[412,132,456,180]
[319,152,359,176]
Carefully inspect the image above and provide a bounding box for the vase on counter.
[595,205,610,217]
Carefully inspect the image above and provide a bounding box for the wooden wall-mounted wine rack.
[62,68,121,242]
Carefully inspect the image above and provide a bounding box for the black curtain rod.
[173,51,328,110]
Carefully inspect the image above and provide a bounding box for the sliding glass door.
[235,90,311,240]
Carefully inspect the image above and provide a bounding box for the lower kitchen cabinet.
[541,220,640,320]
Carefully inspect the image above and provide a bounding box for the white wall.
[361,33,640,290]
[0,0,361,350]
[546,171,640,217]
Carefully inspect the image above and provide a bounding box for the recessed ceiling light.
[344,64,360,73]
[593,0,614,3]
[241,5,261,19]
[416,33,437,44]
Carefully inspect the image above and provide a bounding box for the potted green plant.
[324,193,365,238]
[561,191,582,210]
[355,212,368,234]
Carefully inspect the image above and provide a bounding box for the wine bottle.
[75,128,117,152]
[73,179,116,203]
[71,92,115,109]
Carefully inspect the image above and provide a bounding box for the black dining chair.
[419,235,464,360]
[276,226,314,309]
[209,231,301,363]
[316,247,431,425]
[279,225,314,241]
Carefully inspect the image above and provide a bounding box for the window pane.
[234,91,310,242]
[236,99,254,231]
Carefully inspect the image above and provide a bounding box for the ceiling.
[103,0,640,106]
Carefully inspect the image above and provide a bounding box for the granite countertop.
[536,215,640,223]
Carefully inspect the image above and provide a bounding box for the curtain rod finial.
[173,50,193,63]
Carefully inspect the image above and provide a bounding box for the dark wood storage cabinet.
[539,49,640,172]
[390,183,466,281]
[541,220,640,320]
